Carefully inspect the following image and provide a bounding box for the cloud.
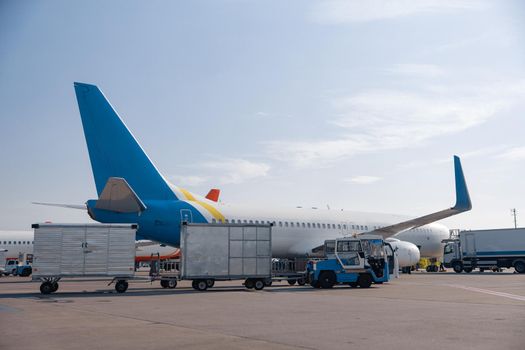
[345,176,382,184]
[265,79,525,167]
[310,0,488,24]
[385,64,445,78]
[497,147,525,161]
[202,158,271,185]
[170,159,271,186]
[169,175,209,187]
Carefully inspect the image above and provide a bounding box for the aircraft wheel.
[358,274,372,288]
[319,271,336,289]
[254,279,265,290]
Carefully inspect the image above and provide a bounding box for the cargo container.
[179,222,272,291]
[32,223,137,294]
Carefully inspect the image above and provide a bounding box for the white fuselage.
[0,231,34,259]
[206,202,449,261]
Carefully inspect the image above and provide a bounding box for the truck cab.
[307,235,390,289]
[442,239,462,271]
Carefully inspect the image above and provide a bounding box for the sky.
[1,0,524,231]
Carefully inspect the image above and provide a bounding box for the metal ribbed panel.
[181,223,272,279]
[32,224,135,278]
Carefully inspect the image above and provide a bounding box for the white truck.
[443,228,525,273]
[32,223,137,294]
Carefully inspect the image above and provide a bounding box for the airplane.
[52,82,471,270]
[0,230,178,263]
[0,231,34,259]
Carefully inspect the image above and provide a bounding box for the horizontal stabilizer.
[32,202,86,210]
[368,155,471,238]
[95,177,146,213]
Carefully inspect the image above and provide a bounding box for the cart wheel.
[196,280,208,291]
[244,278,255,289]
[51,282,59,292]
[167,279,177,289]
[297,278,306,286]
[206,279,215,288]
[357,274,372,288]
[287,279,297,286]
[319,271,336,289]
[115,280,128,293]
[160,280,168,288]
[40,282,54,295]
[254,279,265,290]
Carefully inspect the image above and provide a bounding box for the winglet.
[453,155,472,211]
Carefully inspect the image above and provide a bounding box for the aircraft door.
[340,222,350,236]
[180,209,193,223]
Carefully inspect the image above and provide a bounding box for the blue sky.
[1,0,524,230]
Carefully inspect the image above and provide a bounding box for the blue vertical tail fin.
[74,82,177,201]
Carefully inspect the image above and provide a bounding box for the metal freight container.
[180,222,272,290]
[32,223,137,294]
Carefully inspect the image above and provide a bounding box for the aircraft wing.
[366,156,471,239]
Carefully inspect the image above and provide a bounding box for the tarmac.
[1,270,524,350]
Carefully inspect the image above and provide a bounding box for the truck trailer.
[443,228,525,273]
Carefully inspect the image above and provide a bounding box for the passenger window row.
[209,219,382,232]
[1,241,34,245]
